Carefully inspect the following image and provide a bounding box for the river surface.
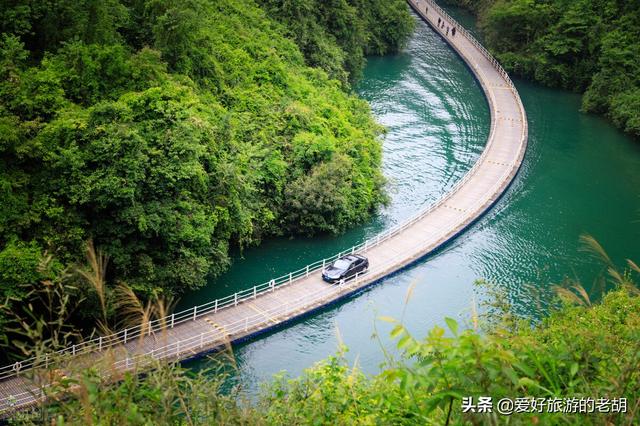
[180,8,640,393]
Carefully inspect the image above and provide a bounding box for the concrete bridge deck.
[0,0,527,415]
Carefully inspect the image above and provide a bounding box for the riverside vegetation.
[443,0,640,138]
[2,2,638,423]
[9,239,640,425]
[0,0,414,359]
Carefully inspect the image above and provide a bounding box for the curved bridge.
[0,0,527,414]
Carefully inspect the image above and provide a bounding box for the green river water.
[179,8,640,392]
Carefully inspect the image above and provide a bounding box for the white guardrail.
[1,149,526,412]
[0,0,525,388]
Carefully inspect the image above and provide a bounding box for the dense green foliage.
[0,0,418,354]
[0,0,418,315]
[18,280,639,425]
[259,0,415,84]
[261,288,639,425]
[444,0,640,137]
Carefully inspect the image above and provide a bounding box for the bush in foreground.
[13,278,639,425]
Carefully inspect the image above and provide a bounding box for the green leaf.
[570,362,578,377]
[518,377,553,395]
[444,317,458,336]
[397,334,412,349]
[513,361,535,377]
[390,324,404,338]
[502,366,520,385]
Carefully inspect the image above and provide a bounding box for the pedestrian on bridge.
[438,17,441,26]
[452,27,456,37]
[446,26,450,36]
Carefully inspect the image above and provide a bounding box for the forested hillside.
[444,0,640,137]
[0,0,413,353]
[259,0,415,84]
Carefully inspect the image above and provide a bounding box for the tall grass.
[5,235,640,425]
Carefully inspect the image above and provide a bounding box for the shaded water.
[181,10,640,392]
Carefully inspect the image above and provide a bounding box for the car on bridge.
[322,254,369,283]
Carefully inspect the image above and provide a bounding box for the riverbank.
[0,0,414,362]
[20,283,640,424]
[0,0,527,412]
[181,2,640,393]
[441,0,640,139]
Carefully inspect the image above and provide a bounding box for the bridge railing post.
[289,272,292,284]
[306,265,309,277]
[254,286,257,299]
[270,279,275,292]
[193,306,197,321]
[124,328,128,344]
[171,313,175,328]
[234,293,238,306]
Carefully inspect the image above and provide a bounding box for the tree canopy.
[0,0,414,343]
[445,0,640,137]
[259,0,415,84]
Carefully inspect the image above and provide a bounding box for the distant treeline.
[0,0,413,356]
[444,0,640,137]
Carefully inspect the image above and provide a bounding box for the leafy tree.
[0,0,407,343]
[445,0,640,138]
[0,241,47,338]
[259,0,414,84]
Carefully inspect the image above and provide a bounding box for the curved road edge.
[0,0,528,414]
